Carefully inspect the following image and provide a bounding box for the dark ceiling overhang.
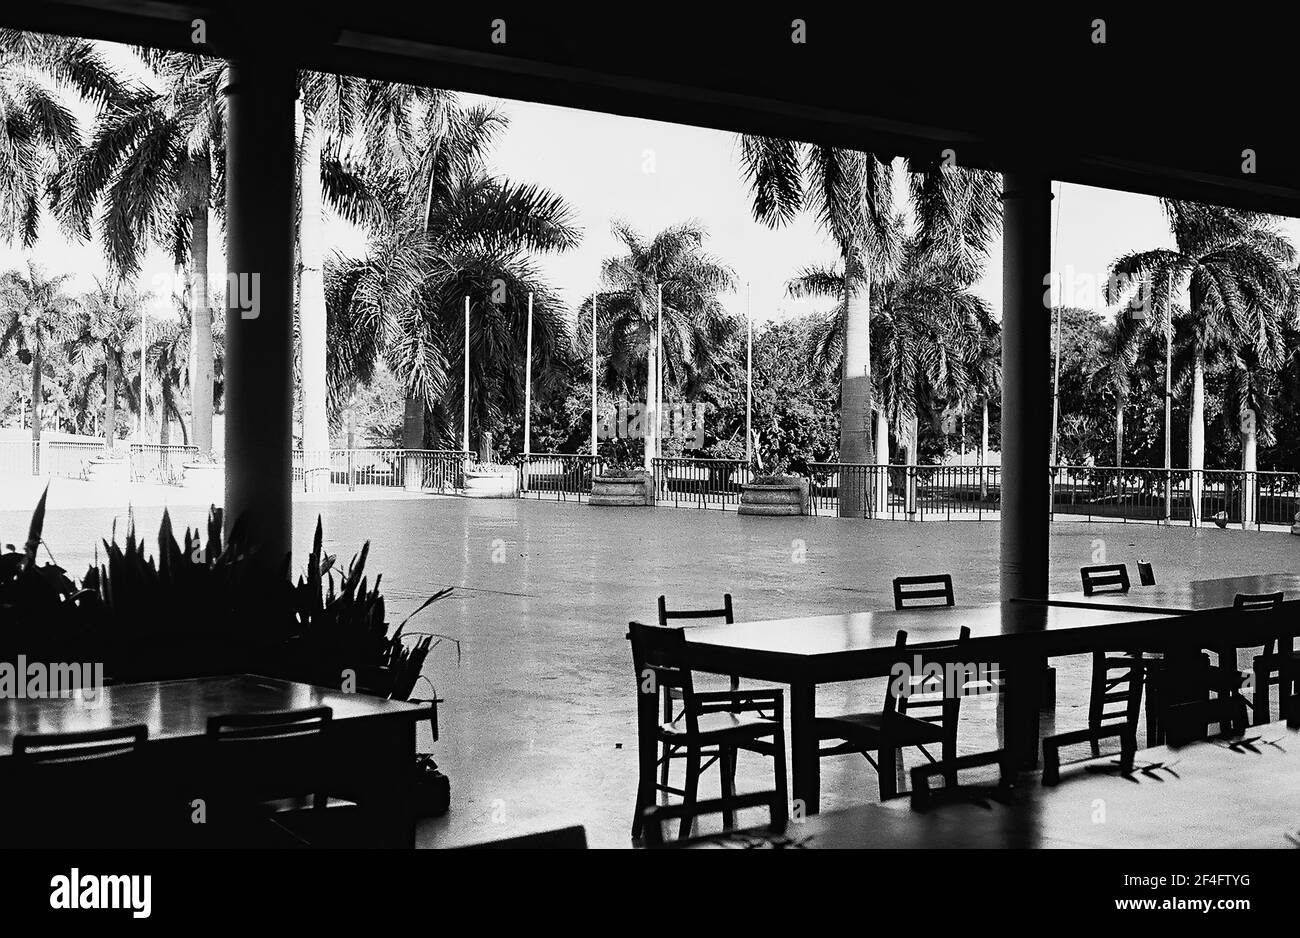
[4,2,1296,216]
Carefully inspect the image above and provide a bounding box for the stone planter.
[182,461,224,490]
[590,474,653,507]
[464,467,519,498]
[87,452,131,485]
[739,479,808,516]
[1292,501,1300,535]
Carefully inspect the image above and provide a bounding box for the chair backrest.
[13,725,147,765]
[205,707,333,805]
[893,575,955,610]
[641,790,786,847]
[658,594,734,625]
[629,621,698,732]
[909,748,1015,810]
[1137,561,1156,586]
[1080,564,1130,596]
[1233,592,1283,612]
[885,627,973,733]
[463,825,588,849]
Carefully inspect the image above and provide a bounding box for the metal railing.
[808,463,1002,520]
[293,448,472,493]
[653,457,751,509]
[1050,466,1300,529]
[0,439,37,477]
[516,454,605,501]
[129,443,198,485]
[44,440,109,479]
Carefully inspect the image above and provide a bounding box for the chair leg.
[680,747,701,840]
[942,737,957,788]
[631,741,657,840]
[877,746,898,800]
[658,743,671,789]
[1145,671,1161,746]
[771,734,789,821]
[1252,664,1271,726]
[719,748,735,829]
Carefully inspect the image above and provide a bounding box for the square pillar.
[999,173,1054,603]
[223,53,296,570]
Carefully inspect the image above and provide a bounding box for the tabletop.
[681,720,1300,849]
[683,602,1179,663]
[0,674,424,753]
[1019,572,1300,615]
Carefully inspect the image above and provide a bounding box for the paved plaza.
[4,489,1298,848]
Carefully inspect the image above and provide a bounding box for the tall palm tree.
[1108,202,1297,518]
[0,262,76,450]
[325,99,580,460]
[295,72,431,476]
[54,49,224,456]
[64,278,148,449]
[1096,313,1144,468]
[147,309,191,446]
[0,28,127,246]
[591,220,737,468]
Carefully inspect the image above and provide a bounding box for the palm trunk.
[478,429,493,464]
[873,407,890,515]
[104,354,118,451]
[839,260,873,516]
[159,393,171,447]
[1241,418,1257,528]
[29,332,42,449]
[190,152,215,458]
[297,101,330,491]
[1114,398,1124,468]
[904,411,920,516]
[402,397,425,449]
[1188,352,1206,523]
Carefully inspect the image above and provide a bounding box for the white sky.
[7,41,1300,327]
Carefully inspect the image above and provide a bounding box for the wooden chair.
[1044,657,1145,784]
[641,790,786,847]
[1080,563,1130,595]
[11,725,150,847]
[892,574,955,609]
[909,749,1016,810]
[655,595,741,786]
[1211,592,1290,725]
[204,706,359,847]
[629,621,787,840]
[815,627,974,800]
[462,825,588,849]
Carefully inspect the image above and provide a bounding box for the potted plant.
[463,461,519,498]
[739,459,808,516]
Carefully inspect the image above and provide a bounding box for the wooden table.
[680,720,1300,849]
[1016,572,1300,615]
[683,603,1185,814]
[0,674,427,847]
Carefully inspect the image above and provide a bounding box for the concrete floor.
[4,491,1298,848]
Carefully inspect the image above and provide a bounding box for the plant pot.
[464,467,519,498]
[738,480,808,516]
[1292,502,1300,536]
[87,453,131,485]
[182,461,224,489]
[590,474,653,506]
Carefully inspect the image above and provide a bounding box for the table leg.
[1000,651,1043,769]
[789,680,819,816]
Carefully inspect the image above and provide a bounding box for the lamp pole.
[745,282,753,466]
[1163,270,1173,522]
[523,291,533,489]
[137,307,148,444]
[463,295,470,455]
[591,290,599,458]
[655,282,663,460]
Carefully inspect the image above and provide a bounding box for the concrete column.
[223,53,296,571]
[1000,174,1053,602]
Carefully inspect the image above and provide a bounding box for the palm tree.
[0,262,76,452]
[64,278,148,449]
[54,49,225,456]
[147,310,191,446]
[0,28,127,246]
[295,72,431,478]
[325,99,581,460]
[590,220,737,468]
[1108,202,1297,520]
